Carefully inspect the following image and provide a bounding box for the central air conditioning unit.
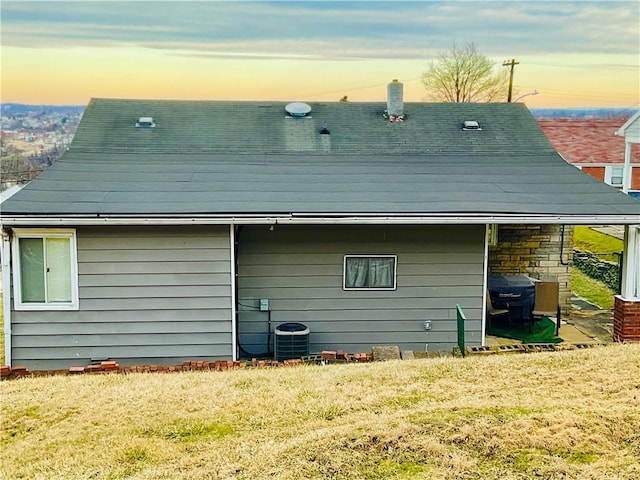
[274,323,310,361]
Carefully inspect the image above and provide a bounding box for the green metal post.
[456,304,466,357]
[617,251,624,294]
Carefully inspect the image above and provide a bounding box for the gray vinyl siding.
[11,226,232,370]
[237,225,485,356]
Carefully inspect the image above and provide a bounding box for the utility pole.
[503,58,519,102]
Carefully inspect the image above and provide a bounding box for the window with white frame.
[343,255,397,290]
[12,229,78,310]
[606,166,624,187]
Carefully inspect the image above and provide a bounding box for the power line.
[1,169,47,175]
[495,60,639,70]
[525,62,639,70]
[517,84,639,101]
[284,77,422,101]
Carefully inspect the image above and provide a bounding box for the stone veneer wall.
[488,225,573,315]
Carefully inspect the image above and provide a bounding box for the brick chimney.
[387,79,403,117]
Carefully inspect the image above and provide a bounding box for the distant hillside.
[1,103,85,115]
[1,103,636,119]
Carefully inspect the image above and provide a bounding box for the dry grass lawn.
[2,344,640,480]
[573,226,624,262]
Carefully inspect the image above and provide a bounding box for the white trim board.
[3,214,640,226]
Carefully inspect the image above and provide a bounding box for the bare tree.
[421,42,510,103]
[0,152,44,189]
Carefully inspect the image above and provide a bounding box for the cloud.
[1,1,638,60]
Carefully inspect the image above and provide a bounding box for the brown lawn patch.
[2,344,640,479]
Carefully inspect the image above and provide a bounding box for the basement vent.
[135,117,156,128]
[285,102,312,118]
[462,120,482,131]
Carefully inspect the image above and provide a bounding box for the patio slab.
[486,298,615,347]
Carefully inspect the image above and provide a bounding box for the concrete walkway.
[590,225,624,240]
[569,309,614,343]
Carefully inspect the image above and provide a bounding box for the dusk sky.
[1,0,639,108]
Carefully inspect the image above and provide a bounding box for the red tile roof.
[538,118,640,165]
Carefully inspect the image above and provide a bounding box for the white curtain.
[345,257,369,288]
[369,257,394,288]
[346,257,394,288]
[46,238,72,302]
[19,238,45,302]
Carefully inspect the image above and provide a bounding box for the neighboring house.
[0,185,25,204]
[538,115,640,198]
[1,85,640,370]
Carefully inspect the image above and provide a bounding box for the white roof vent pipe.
[387,79,404,117]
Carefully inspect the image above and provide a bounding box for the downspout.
[1,228,12,366]
[481,224,490,346]
[230,224,238,361]
[560,225,570,266]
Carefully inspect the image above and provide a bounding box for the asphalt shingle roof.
[2,98,640,220]
[67,99,555,155]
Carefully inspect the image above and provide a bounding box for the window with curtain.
[13,230,78,310]
[343,255,397,290]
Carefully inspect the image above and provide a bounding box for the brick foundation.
[489,225,573,314]
[613,296,640,342]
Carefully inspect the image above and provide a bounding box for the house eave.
[2,213,640,226]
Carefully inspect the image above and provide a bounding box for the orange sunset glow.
[1,1,639,108]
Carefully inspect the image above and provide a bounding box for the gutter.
[1,229,11,366]
[2,213,640,226]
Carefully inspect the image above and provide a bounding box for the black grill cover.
[488,275,536,320]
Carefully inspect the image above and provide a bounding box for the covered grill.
[487,275,536,321]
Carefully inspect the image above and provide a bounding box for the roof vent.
[135,117,155,128]
[285,102,312,118]
[462,120,482,131]
[319,121,330,135]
